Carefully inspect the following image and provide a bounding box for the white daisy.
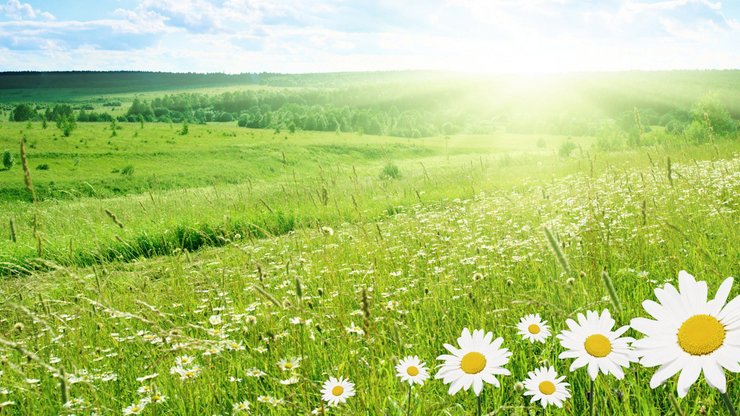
[321,376,355,407]
[517,314,552,343]
[395,356,430,386]
[630,271,740,397]
[278,357,302,372]
[122,402,146,415]
[557,309,636,380]
[435,328,512,396]
[522,366,571,408]
[232,400,251,413]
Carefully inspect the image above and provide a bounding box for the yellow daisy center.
[331,386,344,396]
[407,366,419,376]
[528,324,541,334]
[584,334,612,357]
[538,380,556,395]
[677,314,725,356]
[460,352,487,374]
[284,363,293,369]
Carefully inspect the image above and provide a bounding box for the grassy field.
[0,121,599,273]
[0,116,738,414]
[0,71,738,415]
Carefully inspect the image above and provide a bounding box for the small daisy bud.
[506,278,513,286]
[566,277,575,285]
[514,382,524,392]
[13,323,24,332]
[699,405,706,415]
[579,271,586,278]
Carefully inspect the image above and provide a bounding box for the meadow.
[0,72,738,415]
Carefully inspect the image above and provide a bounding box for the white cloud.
[0,0,54,20]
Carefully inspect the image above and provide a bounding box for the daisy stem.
[720,392,737,416]
[407,384,412,416]
[588,378,595,416]
[477,394,482,416]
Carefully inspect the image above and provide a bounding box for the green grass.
[0,121,596,273]
[0,119,737,415]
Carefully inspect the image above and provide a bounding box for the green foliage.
[2,150,13,170]
[35,163,50,170]
[691,93,736,136]
[596,120,627,152]
[11,103,35,121]
[56,114,77,137]
[180,122,189,135]
[558,139,577,158]
[380,162,401,179]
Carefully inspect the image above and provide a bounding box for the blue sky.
[0,0,738,73]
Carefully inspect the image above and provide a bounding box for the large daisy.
[522,366,571,408]
[435,328,512,396]
[517,314,551,343]
[396,356,430,386]
[631,271,740,397]
[320,376,355,407]
[557,309,636,380]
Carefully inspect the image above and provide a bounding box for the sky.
[0,0,739,73]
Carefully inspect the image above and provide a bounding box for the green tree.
[691,93,736,136]
[56,114,77,137]
[11,104,35,121]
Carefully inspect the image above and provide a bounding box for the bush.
[35,163,50,170]
[380,163,401,179]
[691,93,736,136]
[558,140,577,158]
[2,150,13,170]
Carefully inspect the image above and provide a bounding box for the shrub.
[381,163,401,179]
[558,140,577,158]
[35,163,49,170]
[2,150,13,170]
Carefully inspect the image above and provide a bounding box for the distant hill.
[0,71,263,90]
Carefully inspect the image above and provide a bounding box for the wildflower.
[630,271,740,397]
[123,402,146,415]
[246,368,266,378]
[321,376,355,407]
[150,392,166,404]
[174,355,195,367]
[522,366,571,408]
[557,309,636,380]
[170,365,201,381]
[345,322,365,336]
[435,328,512,395]
[232,400,251,413]
[278,357,302,372]
[395,356,430,386]
[517,314,551,343]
